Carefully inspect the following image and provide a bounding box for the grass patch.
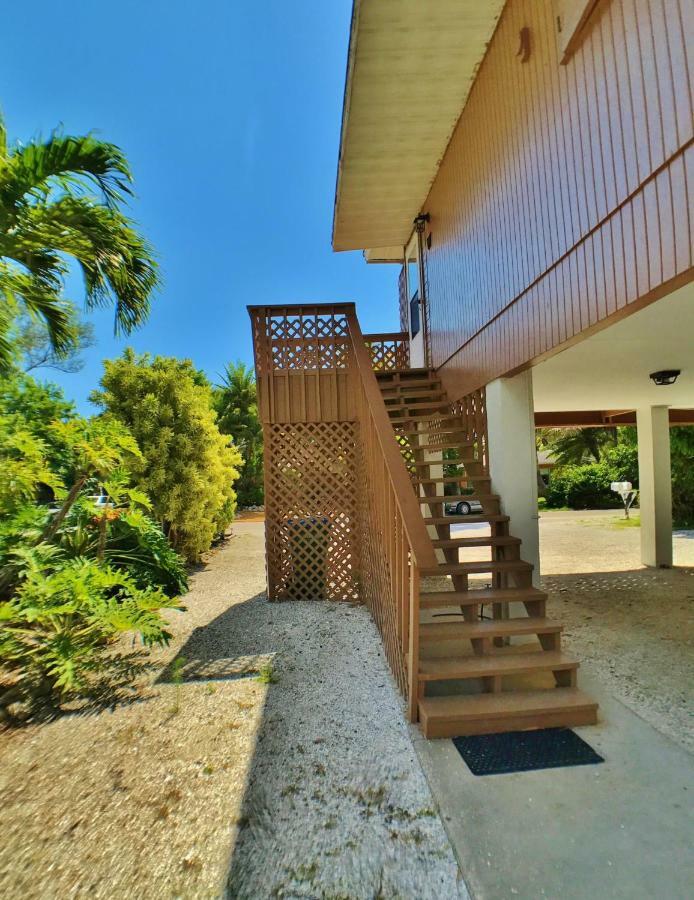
[611,515,641,528]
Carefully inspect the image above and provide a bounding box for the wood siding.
[423,0,694,400]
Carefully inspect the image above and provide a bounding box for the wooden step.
[419,616,561,641]
[421,560,533,577]
[420,586,546,608]
[411,457,476,467]
[418,689,598,738]
[387,401,451,413]
[418,493,499,505]
[396,426,469,437]
[423,514,509,526]
[418,651,578,682]
[432,536,520,549]
[390,413,460,424]
[406,441,474,453]
[375,368,433,380]
[415,475,491,485]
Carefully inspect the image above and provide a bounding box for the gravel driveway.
[0,521,466,900]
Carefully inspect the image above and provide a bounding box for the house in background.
[250,0,692,738]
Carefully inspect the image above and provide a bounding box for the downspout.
[414,213,431,369]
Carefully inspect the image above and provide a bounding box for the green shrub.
[93,350,242,562]
[0,558,178,702]
[545,443,638,510]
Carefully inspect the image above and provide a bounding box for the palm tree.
[0,112,159,368]
[214,362,264,505]
[537,426,617,466]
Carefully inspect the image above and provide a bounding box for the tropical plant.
[214,361,263,506]
[14,306,96,373]
[0,558,177,702]
[0,111,158,369]
[93,350,243,562]
[537,426,617,465]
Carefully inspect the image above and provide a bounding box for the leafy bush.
[0,559,177,701]
[0,377,187,710]
[545,443,638,510]
[93,350,242,561]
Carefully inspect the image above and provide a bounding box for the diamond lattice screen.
[265,422,360,601]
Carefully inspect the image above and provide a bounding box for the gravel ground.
[0,522,466,900]
[539,511,694,752]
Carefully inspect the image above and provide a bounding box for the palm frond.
[0,130,133,215]
[12,197,159,334]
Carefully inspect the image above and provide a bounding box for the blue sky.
[1,0,397,410]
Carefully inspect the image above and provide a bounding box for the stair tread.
[419,651,578,681]
[420,617,562,639]
[415,475,490,485]
[420,586,546,607]
[422,560,533,576]
[411,458,477,467]
[386,400,450,411]
[423,514,509,525]
[405,441,474,452]
[418,493,498,503]
[419,688,597,721]
[432,536,521,548]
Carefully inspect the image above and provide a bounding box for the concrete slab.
[411,669,694,900]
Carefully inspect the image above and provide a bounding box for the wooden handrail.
[363,331,409,342]
[346,310,437,569]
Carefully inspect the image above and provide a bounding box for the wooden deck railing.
[347,311,436,714]
[248,302,434,717]
[363,331,410,371]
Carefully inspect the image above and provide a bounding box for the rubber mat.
[452,727,604,775]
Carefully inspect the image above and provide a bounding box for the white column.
[636,406,672,568]
[486,370,541,587]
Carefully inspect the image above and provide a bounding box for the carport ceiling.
[532,281,694,412]
[332,0,505,253]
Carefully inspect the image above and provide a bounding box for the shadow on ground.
[159,587,465,899]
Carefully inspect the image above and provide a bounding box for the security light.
[649,369,681,386]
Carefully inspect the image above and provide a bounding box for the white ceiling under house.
[532,281,694,413]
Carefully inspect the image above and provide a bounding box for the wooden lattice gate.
[264,421,360,601]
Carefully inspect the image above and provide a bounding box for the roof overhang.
[332,0,506,253]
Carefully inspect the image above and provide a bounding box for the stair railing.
[346,310,437,720]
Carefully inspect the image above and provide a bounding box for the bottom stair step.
[418,651,578,681]
[418,688,598,738]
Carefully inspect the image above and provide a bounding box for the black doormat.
[452,728,604,776]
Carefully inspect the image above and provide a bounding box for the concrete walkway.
[412,664,694,900]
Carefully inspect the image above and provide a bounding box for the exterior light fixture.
[413,213,430,233]
[649,369,681,386]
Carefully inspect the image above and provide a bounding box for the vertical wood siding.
[423,0,693,399]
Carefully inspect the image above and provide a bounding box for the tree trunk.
[41,475,88,543]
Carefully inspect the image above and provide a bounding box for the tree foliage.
[214,361,263,506]
[93,350,242,562]
[0,373,186,709]
[0,111,158,370]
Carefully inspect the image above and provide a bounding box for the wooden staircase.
[376,367,598,739]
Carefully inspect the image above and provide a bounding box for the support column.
[636,406,672,568]
[486,371,541,587]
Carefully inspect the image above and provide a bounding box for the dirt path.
[0,522,465,900]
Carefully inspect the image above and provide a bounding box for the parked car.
[445,488,483,516]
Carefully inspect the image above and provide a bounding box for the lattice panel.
[267,311,350,370]
[265,422,359,601]
[357,453,409,696]
[367,336,410,371]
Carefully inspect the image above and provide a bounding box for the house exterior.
[250,0,692,737]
